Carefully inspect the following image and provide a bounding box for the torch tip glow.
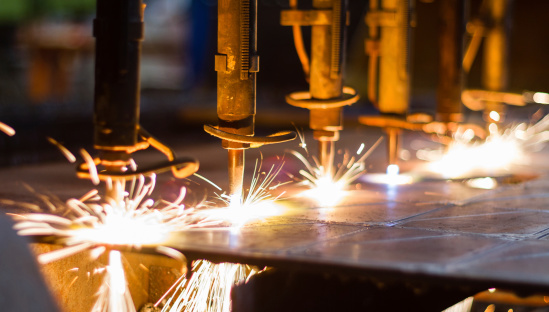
[291,138,384,206]
[533,92,549,104]
[386,164,400,176]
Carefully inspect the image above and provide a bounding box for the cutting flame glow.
[9,173,224,311]
[289,138,383,206]
[8,139,286,312]
[11,174,216,265]
[418,115,549,178]
[199,159,287,228]
[360,164,414,185]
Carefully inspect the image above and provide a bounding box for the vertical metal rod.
[310,0,343,100]
[106,177,126,203]
[376,0,412,115]
[217,0,257,197]
[310,0,345,176]
[482,0,511,123]
[93,0,144,150]
[386,128,400,167]
[93,0,144,200]
[228,149,245,199]
[318,140,335,177]
[436,0,465,123]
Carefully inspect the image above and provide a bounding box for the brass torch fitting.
[282,0,357,173]
[207,0,296,196]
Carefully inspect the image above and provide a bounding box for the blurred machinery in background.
[462,0,512,124]
[358,0,476,170]
[358,0,417,172]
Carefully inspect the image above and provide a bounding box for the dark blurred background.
[0,0,548,167]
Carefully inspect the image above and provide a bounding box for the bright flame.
[199,159,286,227]
[289,138,383,206]
[162,260,262,312]
[489,111,501,122]
[466,177,498,190]
[419,116,549,178]
[387,164,400,176]
[533,92,549,104]
[361,164,414,185]
[299,176,347,207]
[11,174,215,264]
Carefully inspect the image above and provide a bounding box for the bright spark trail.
[92,250,136,312]
[10,173,218,312]
[12,174,217,263]
[159,159,287,312]
[288,137,383,206]
[9,137,287,312]
[161,260,263,312]
[200,158,287,227]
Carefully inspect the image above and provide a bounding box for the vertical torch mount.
[77,0,198,183]
[281,0,359,175]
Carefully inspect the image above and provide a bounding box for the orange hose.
[290,0,310,82]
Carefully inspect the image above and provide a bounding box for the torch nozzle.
[386,127,401,168]
[228,149,245,203]
[318,140,335,178]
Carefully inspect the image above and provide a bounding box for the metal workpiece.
[158,161,549,297]
[436,0,465,123]
[365,0,414,115]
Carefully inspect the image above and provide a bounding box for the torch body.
[93,0,144,201]
[436,0,465,123]
[94,0,144,152]
[482,0,512,123]
[216,0,258,197]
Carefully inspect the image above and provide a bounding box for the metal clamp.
[285,86,359,110]
[204,125,296,148]
[77,126,199,181]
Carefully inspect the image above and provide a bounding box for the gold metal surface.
[211,0,295,197]
[385,127,401,166]
[282,0,356,176]
[365,0,412,114]
[228,149,245,198]
[482,0,511,123]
